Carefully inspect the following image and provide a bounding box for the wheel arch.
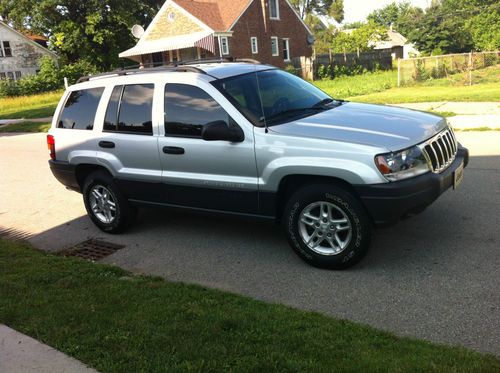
[274,174,362,222]
[75,164,114,190]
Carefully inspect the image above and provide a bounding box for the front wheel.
[283,184,372,269]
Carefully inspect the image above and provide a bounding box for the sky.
[342,0,431,24]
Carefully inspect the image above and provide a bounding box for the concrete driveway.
[0,131,499,356]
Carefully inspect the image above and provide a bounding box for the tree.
[0,0,163,69]
[330,21,387,54]
[290,0,344,23]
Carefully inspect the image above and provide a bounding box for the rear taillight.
[47,134,56,160]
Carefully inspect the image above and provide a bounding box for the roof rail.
[76,63,207,84]
[75,58,262,84]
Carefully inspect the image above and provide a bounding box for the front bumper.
[354,146,469,227]
[49,160,80,192]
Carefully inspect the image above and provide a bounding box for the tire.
[82,170,137,233]
[282,183,372,269]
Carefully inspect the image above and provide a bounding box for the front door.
[157,82,258,214]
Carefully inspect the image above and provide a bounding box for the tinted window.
[103,86,121,131]
[165,84,230,138]
[104,84,154,134]
[58,87,104,130]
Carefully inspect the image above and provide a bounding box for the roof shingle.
[173,0,251,31]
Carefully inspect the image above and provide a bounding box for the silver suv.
[48,61,468,269]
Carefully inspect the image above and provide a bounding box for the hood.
[269,102,447,151]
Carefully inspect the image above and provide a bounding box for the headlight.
[375,145,430,181]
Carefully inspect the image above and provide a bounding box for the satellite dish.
[131,25,145,39]
[307,34,315,45]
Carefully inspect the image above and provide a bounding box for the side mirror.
[201,120,244,142]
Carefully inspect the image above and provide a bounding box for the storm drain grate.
[59,239,125,261]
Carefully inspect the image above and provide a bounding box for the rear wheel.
[82,171,136,233]
[283,184,371,269]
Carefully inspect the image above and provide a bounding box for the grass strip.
[0,121,51,133]
[0,91,62,120]
[1,239,498,372]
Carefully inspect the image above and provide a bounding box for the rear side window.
[165,84,230,138]
[58,87,104,130]
[104,84,154,135]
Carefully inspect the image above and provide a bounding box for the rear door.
[96,82,162,200]
[157,80,258,214]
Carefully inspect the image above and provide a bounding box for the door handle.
[163,146,185,155]
[99,141,115,149]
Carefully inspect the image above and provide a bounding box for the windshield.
[212,69,339,127]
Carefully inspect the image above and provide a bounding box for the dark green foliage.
[290,0,344,23]
[367,0,500,55]
[0,0,163,69]
[0,56,97,97]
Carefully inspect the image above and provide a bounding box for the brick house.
[119,0,313,68]
[0,20,58,81]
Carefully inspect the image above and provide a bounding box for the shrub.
[284,64,299,76]
[0,56,98,97]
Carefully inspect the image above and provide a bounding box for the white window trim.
[271,36,279,57]
[220,36,229,55]
[250,37,258,54]
[269,0,280,20]
[282,38,290,62]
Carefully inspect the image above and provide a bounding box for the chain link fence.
[397,51,499,86]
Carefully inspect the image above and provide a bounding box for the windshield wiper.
[262,107,324,125]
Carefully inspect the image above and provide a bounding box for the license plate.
[453,161,464,189]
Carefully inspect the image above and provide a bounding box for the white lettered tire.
[283,184,372,269]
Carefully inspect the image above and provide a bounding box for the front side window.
[213,69,333,127]
[165,84,231,138]
[104,84,154,134]
[271,37,279,56]
[269,0,279,19]
[58,87,104,130]
[220,37,229,55]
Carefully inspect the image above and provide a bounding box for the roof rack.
[76,64,206,84]
[76,58,262,84]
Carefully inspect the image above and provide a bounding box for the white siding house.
[0,20,57,81]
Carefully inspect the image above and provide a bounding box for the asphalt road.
[1,131,499,356]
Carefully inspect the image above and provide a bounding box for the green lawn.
[1,239,499,372]
[314,65,500,103]
[350,83,500,104]
[0,121,51,133]
[313,69,398,99]
[0,90,62,120]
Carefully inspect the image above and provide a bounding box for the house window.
[250,37,258,54]
[271,37,279,56]
[6,72,14,80]
[220,37,229,55]
[269,0,280,19]
[15,71,21,80]
[0,72,6,79]
[282,38,290,61]
[1,41,12,57]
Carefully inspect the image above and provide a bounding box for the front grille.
[421,127,458,173]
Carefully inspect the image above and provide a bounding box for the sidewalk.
[391,102,500,130]
[0,324,98,373]
[0,117,52,125]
